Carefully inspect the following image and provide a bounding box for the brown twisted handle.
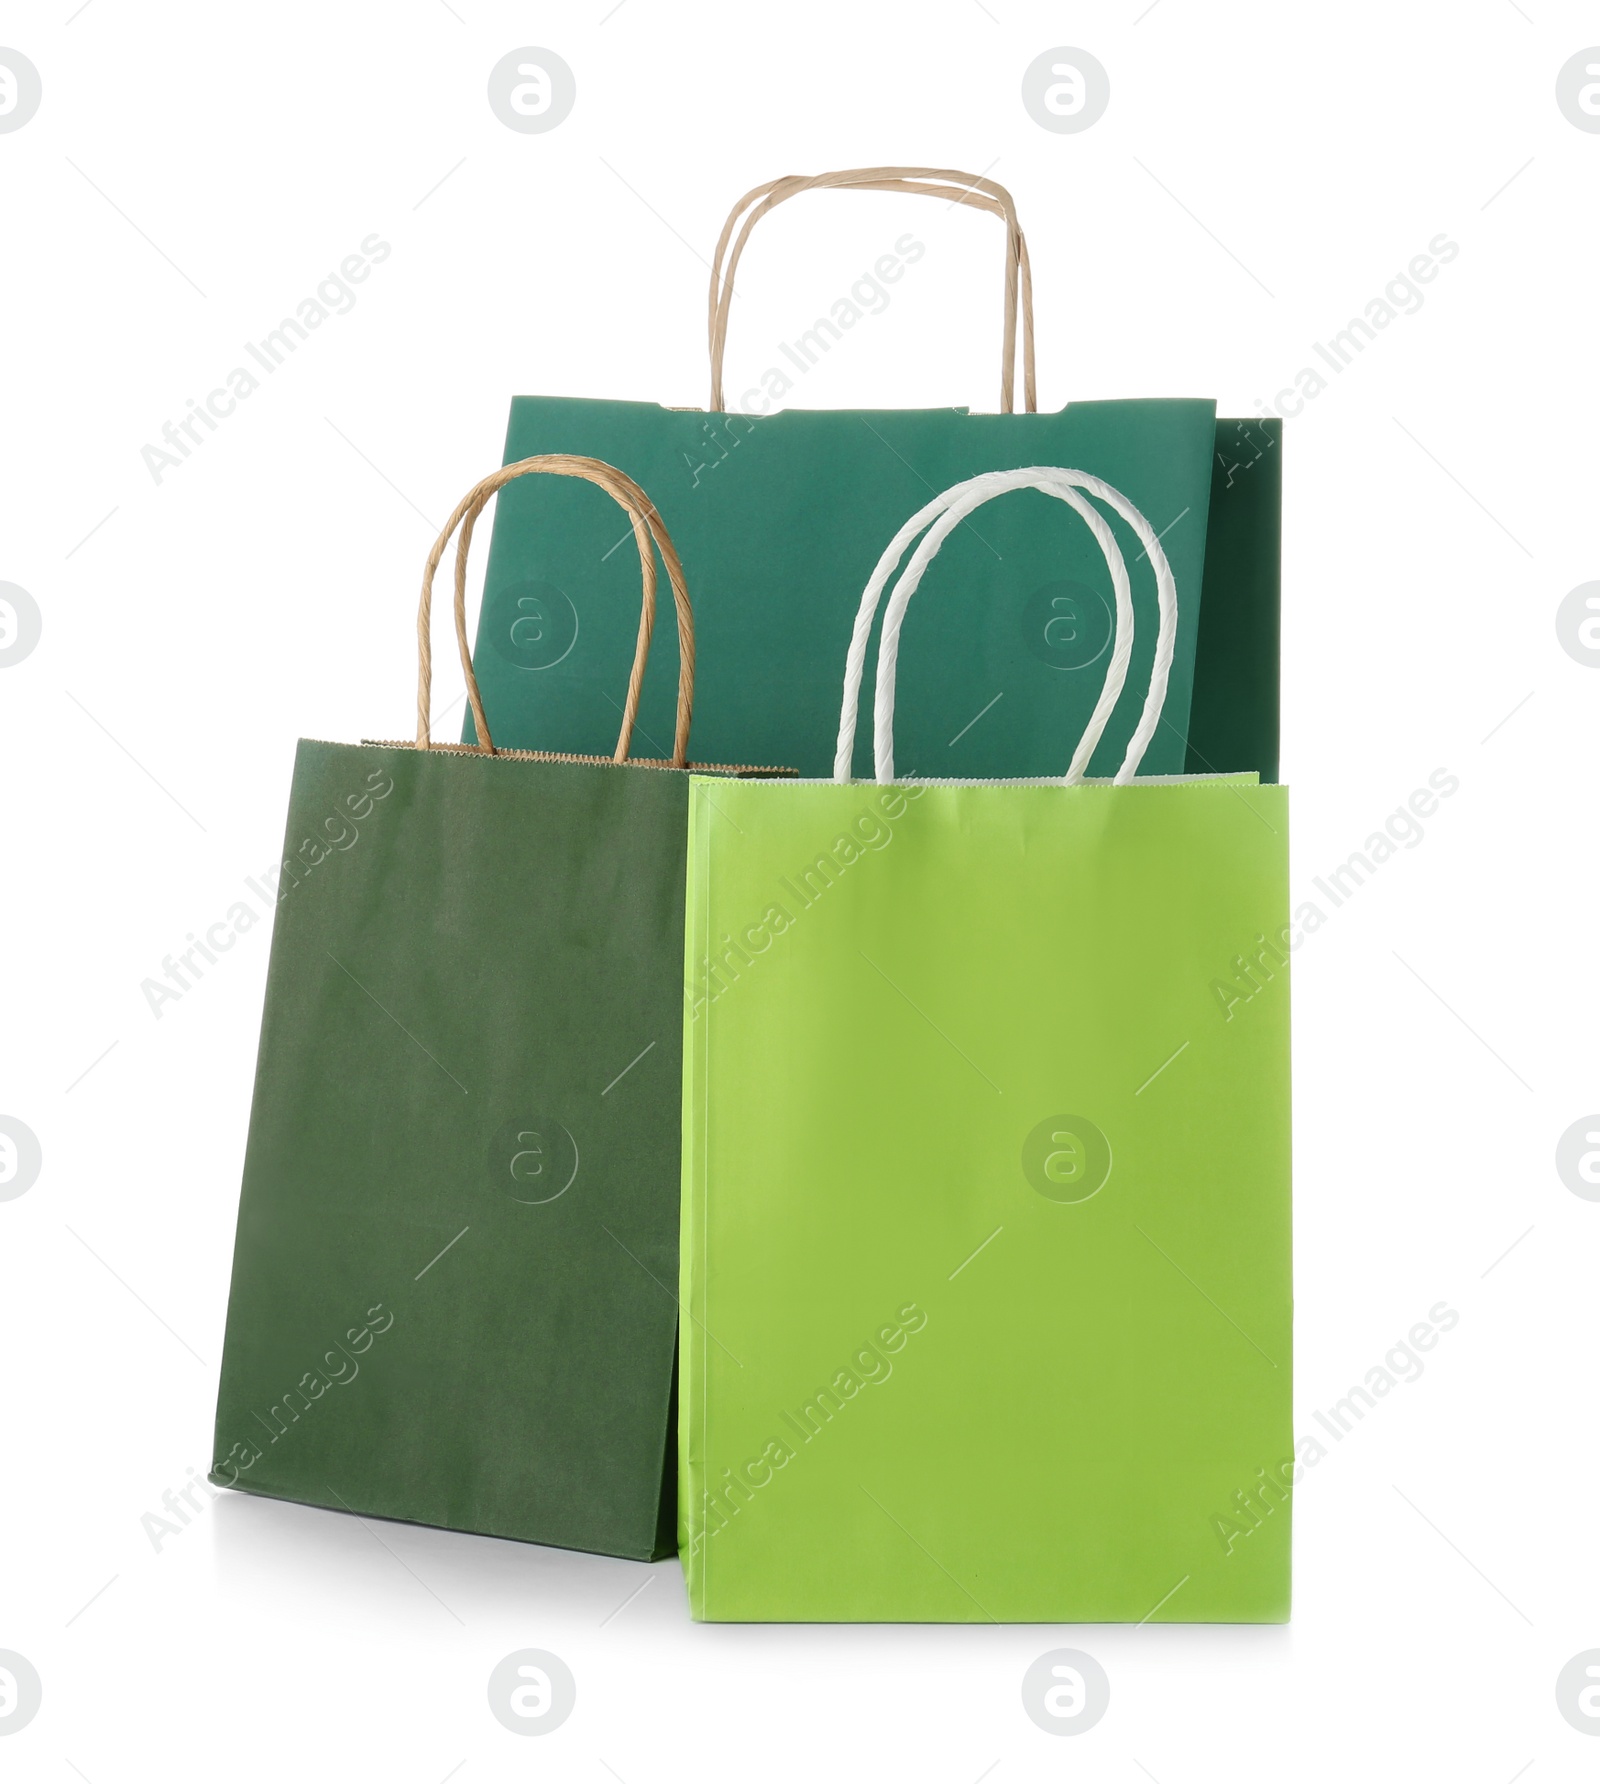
[416,454,695,767]
[708,166,1036,415]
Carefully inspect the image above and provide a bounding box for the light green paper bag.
[679,467,1292,1622]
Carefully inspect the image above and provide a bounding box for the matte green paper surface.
[469,399,1280,782]
[679,775,1292,1621]
[213,741,690,1559]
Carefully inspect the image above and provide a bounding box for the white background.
[2,2,1596,1777]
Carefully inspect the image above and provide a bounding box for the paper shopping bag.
[678,466,1292,1620]
[212,455,788,1560]
[466,168,1280,783]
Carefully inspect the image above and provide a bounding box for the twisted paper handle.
[708,166,1035,414]
[834,468,1177,785]
[416,454,694,765]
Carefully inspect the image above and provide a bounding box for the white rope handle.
[831,467,1178,786]
[875,473,1130,785]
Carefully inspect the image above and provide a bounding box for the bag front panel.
[213,741,689,1560]
[680,775,1292,1620]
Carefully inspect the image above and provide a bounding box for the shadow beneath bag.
[209,1487,682,1630]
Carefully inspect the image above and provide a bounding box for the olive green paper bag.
[212,455,785,1560]
[679,467,1292,1620]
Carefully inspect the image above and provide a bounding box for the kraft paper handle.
[833,467,1178,786]
[416,454,695,767]
[708,166,1036,415]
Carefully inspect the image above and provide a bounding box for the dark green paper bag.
[212,455,783,1559]
[468,168,1281,783]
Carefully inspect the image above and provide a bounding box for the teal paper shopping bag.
[679,466,1293,1621]
[467,167,1280,782]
